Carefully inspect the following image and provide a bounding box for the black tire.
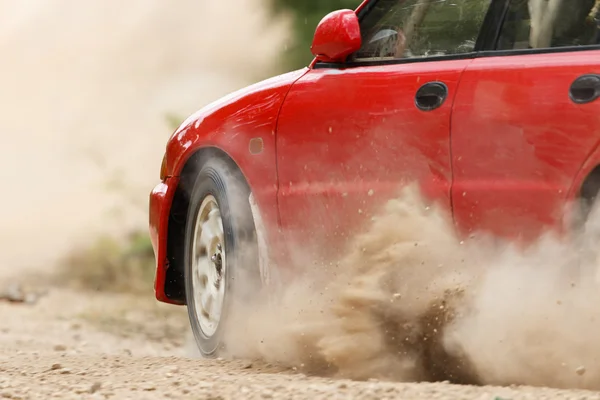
[184,158,260,357]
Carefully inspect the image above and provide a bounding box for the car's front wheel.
[184,158,260,357]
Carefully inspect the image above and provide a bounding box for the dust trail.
[224,183,600,390]
[0,0,288,279]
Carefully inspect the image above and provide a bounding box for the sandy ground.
[1,288,599,400]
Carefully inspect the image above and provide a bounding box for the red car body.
[150,0,600,305]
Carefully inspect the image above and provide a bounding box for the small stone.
[1,284,25,303]
[89,382,102,394]
[576,366,586,376]
[59,369,71,375]
[53,345,67,352]
[50,363,61,371]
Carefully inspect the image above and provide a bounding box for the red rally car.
[149,0,600,356]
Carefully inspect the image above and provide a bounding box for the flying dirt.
[225,184,600,391]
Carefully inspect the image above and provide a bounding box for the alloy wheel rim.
[191,195,226,338]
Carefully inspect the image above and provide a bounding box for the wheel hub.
[191,195,226,338]
[212,244,223,289]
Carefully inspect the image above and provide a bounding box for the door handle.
[415,81,448,111]
[570,74,600,104]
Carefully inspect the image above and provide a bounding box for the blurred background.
[0,0,361,292]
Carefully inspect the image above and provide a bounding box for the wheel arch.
[576,164,600,223]
[163,146,249,304]
[567,137,600,229]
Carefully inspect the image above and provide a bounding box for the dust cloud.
[0,0,288,279]
[224,183,600,391]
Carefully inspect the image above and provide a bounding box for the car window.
[498,0,600,50]
[352,0,491,62]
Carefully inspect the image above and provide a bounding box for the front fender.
[162,68,309,258]
[164,68,308,180]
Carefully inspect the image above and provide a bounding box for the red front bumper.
[149,176,183,305]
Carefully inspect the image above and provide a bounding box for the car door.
[451,0,600,241]
[276,0,492,260]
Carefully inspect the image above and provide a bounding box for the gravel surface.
[0,288,599,400]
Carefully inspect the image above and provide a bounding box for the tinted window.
[352,0,491,61]
[498,0,600,50]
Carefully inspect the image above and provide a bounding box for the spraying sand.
[224,184,600,391]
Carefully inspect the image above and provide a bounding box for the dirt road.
[0,287,598,400]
